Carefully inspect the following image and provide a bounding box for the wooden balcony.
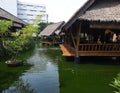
[79,44,120,56]
[60,44,120,57]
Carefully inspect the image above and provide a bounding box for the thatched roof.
[63,0,120,30]
[80,0,120,22]
[39,21,65,36]
[0,8,28,26]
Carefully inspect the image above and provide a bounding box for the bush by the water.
[0,20,38,61]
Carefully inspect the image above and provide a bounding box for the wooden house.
[0,7,27,31]
[60,0,120,62]
[39,21,65,45]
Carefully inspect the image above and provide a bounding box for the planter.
[5,60,23,67]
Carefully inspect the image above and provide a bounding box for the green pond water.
[1,46,120,93]
[59,58,120,93]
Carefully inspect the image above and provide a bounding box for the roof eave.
[63,0,95,30]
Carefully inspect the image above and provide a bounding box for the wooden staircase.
[60,44,75,56]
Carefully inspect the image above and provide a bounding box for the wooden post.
[51,35,56,45]
[70,26,77,49]
[74,21,82,64]
[70,31,77,49]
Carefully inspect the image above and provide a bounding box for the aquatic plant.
[110,73,120,93]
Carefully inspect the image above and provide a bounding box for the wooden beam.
[70,31,77,49]
[90,23,120,29]
[78,51,120,56]
[76,21,82,56]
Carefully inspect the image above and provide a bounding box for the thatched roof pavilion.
[60,0,120,61]
[39,21,65,36]
[39,21,65,45]
[64,0,120,30]
[0,8,28,28]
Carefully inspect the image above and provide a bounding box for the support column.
[74,56,80,64]
[74,21,82,64]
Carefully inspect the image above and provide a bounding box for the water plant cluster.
[110,73,120,93]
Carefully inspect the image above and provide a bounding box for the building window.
[30,10,37,12]
[20,9,27,11]
[40,11,46,13]
[27,14,33,16]
[27,5,33,7]
[18,13,24,15]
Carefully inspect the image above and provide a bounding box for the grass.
[44,48,120,93]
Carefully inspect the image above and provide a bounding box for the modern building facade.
[0,0,48,24]
[17,1,48,24]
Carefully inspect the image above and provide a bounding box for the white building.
[17,1,48,24]
[0,0,17,16]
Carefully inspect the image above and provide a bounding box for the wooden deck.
[60,44,120,57]
[59,44,75,56]
[79,44,120,56]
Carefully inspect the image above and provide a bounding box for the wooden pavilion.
[0,7,28,31]
[60,0,120,62]
[39,21,65,45]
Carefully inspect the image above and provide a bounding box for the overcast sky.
[18,0,87,22]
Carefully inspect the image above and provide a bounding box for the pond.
[1,46,120,93]
[2,47,59,93]
[59,57,120,93]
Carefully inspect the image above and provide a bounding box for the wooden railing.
[79,44,120,52]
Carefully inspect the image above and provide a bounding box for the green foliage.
[0,20,13,59]
[20,25,38,36]
[0,20,12,34]
[38,22,48,32]
[0,20,13,47]
[0,39,4,58]
[38,22,54,34]
[110,73,120,93]
[4,25,38,60]
[0,19,38,60]
[32,14,43,26]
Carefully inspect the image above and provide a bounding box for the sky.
[18,0,88,22]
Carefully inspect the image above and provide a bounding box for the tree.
[0,20,12,49]
[32,14,43,26]
[0,19,38,61]
[38,22,48,32]
[0,20,39,63]
[38,22,54,33]
[5,25,38,61]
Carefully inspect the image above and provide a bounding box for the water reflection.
[2,78,35,93]
[2,47,59,93]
